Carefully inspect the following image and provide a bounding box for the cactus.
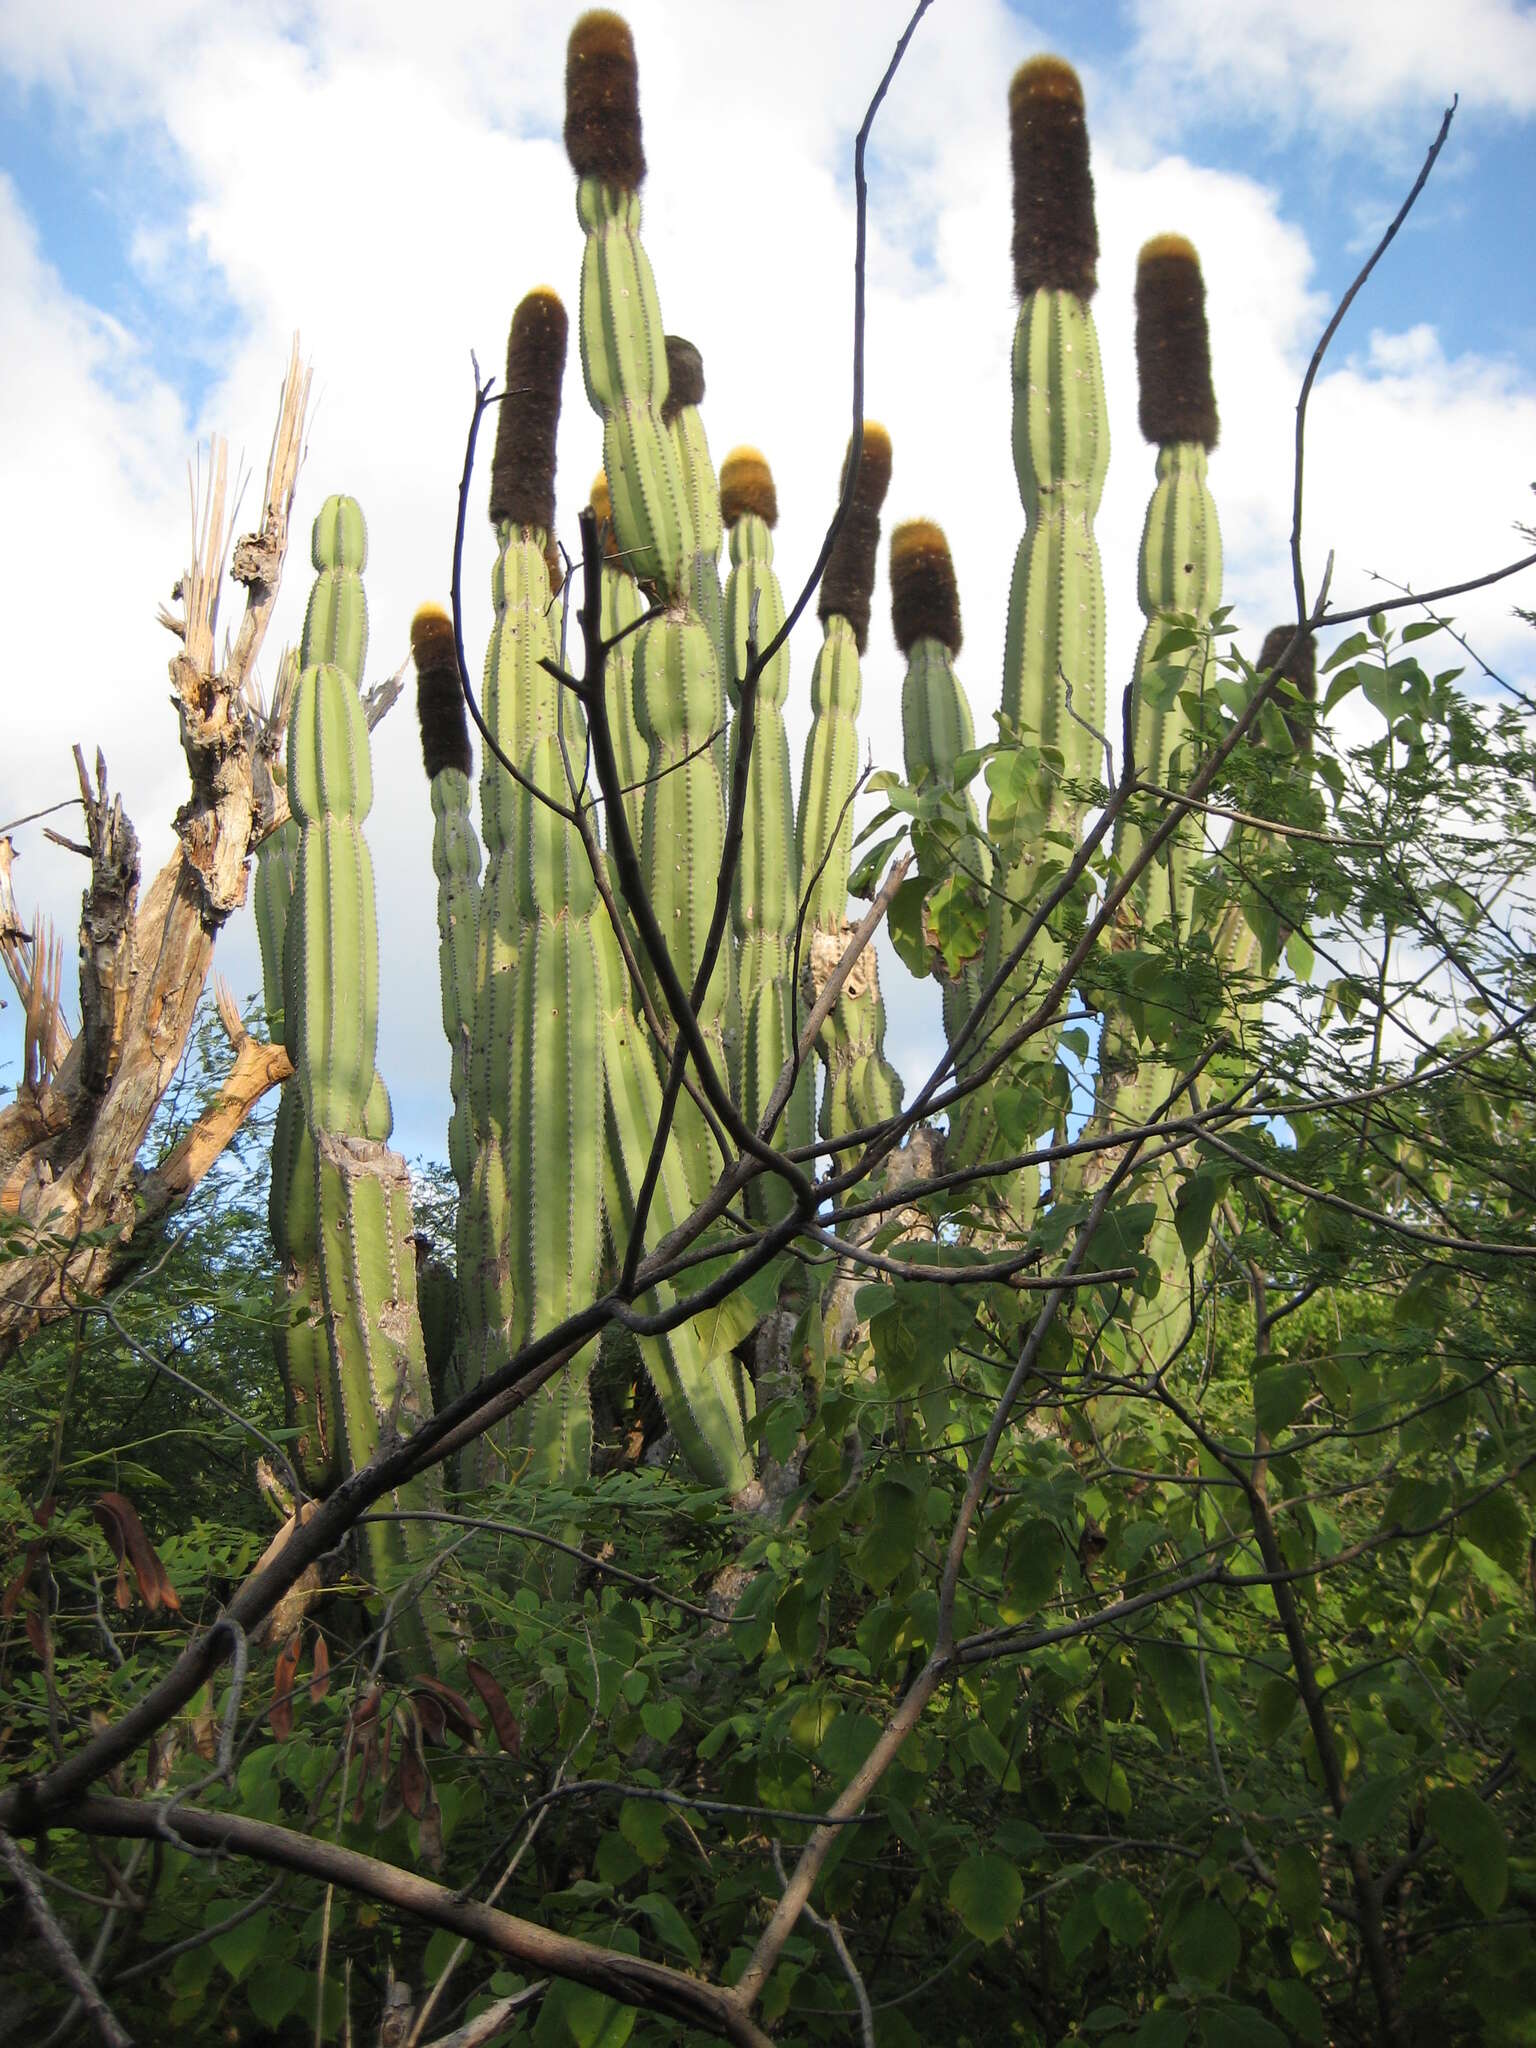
[971,56,1108,1208]
[567,12,730,1209]
[892,519,993,1086]
[277,497,448,1669]
[458,290,569,1397]
[794,426,904,1148]
[411,606,482,1202]
[720,448,812,1205]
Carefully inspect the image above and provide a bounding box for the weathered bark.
[0,342,311,1357]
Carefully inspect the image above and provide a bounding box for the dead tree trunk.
[0,342,311,1356]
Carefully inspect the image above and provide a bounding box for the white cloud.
[1126,0,1536,131]
[3,0,1534,1149]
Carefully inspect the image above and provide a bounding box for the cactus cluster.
[258,10,1293,1583]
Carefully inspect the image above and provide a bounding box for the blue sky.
[3,0,1535,1166]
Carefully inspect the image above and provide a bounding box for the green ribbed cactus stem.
[591,471,648,855]
[460,288,570,1392]
[311,1132,447,1670]
[254,816,298,1042]
[720,448,811,1207]
[594,920,754,1488]
[631,611,730,1197]
[411,606,482,1199]
[279,495,449,1668]
[892,520,994,1093]
[501,722,606,1489]
[795,425,900,1146]
[662,336,729,750]
[567,15,730,1216]
[988,57,1107,986]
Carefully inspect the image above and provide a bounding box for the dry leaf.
[411,1676,480,1747]
[270,1628,301,1738]
[465,1659,520,1754]
[310,1632,331,1704]
[92,1491,181,1612]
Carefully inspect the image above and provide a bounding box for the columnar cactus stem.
[662,335,730,756]
[411,606,482,1202]
[459,290,569,1393]
[283,497,447,1670]
[720,449,811,1203]
[892,520,993,1073]
[977,55,1107,1209]
[567,11,729,1204]
[266,501,373,1495]
[590,471,648,856]
[795,427,903,1145]
[1078,238,1224,1372]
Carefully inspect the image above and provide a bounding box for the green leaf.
[925,872,988,976]
[1426,1785,1507,1916]
[1257,1677,1298,1745]
[887,876,933,979]
[1133,2014,1190,2048]
[618,1797,669,1867]
[246,1962,310,2033]
[1284,928,1315,981]
[1274,1844,1322,1926]
[1459,1486,1527,1578]
[536,1980,636,2048]
[1201,2010,1287,2048]
[630,1892,702,1967]
[640,1698,683,1743]
[210,1907,273,1984]
[1266,1976,1326,2044]
[1174,1166,1223,1263]
[1338,1771,1407,1846]
[1094,1878,1151,1946]
[948,1853,1024,1944]
[1170,1898,1240,1986]
[1322,631,1371,673]
[1254,1362,1310,1438]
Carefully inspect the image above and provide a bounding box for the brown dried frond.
[719,446,778,528]
[1010,55,1097,300]
[1135,235,1219,448]
[489,288,568,533]
[1256,624,1318,753]
[890,519,962,655]
[819,421,893,652]
[660,335,705,425]
[565,11,645,190]
[411,604,472,781]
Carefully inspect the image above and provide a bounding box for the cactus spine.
[280,497,446,1669]
[720,448,812,1203]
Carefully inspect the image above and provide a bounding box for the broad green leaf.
[1174,1165,1223,1263]
[1257,1677,1298,1745]
[948,1853,1024,1944]
[1133,2013,1190,2048]
[1254,1362,1310,1438]
[640,1698,683,1743]
[1201,2009,1287,2048]
[630,1891,702,1967]
[618,1797,669,1867]
[1266,1976,1326,2044]
[1459,1486,1526,1578]
[1169,1898,1240,1986]
[246,1962,310,2032]
[210,1907,273,1984]
[1338,1771,1408,1846]
[1274,1844,1322,1926]
[1094,1878,1151,1946]
[1426,1785,1507,1916]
